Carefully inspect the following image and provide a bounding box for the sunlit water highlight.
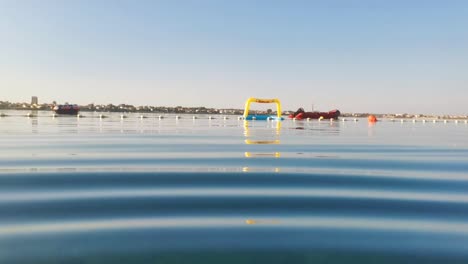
[0,110,468,263]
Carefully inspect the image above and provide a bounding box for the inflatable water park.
[44,97,384,122]
[242,97,340,121]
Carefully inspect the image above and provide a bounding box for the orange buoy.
[368,115,378,123]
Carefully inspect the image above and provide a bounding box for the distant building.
[31,96,38,105]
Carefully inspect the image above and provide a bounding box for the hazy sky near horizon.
[1,0,467,114]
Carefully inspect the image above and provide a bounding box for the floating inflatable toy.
[243,97,284,121]
[288,108,340,120]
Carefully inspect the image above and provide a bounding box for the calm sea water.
[1,110,468,263]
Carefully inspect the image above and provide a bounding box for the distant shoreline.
[0,107,466,120]
[2,100,467,119]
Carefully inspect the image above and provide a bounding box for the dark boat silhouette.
[289,108,340,120]
[53,104,80,115]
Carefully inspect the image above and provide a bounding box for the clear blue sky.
[1,0,467,114]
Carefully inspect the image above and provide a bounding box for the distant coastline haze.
[1,1,467,115]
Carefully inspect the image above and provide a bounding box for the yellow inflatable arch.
[243,97,282,119]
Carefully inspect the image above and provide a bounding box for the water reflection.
[29,116,39,134]
[242,120,282,172]
[243,120,281,137]
[244,139,280,145]
[244,152,281,158]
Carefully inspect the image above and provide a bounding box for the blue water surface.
[0,110,468,263]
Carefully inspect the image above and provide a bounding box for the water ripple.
[1,112,468,263]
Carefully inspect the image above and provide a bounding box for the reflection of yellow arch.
[244,152,281,158]
[244,139,280,145]
[243,121,281,137]
[243,97,282,119]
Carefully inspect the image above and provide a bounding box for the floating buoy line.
[0,112,466,126]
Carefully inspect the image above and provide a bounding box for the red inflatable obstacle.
[289,108,341,120]
[53,104,80,115]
